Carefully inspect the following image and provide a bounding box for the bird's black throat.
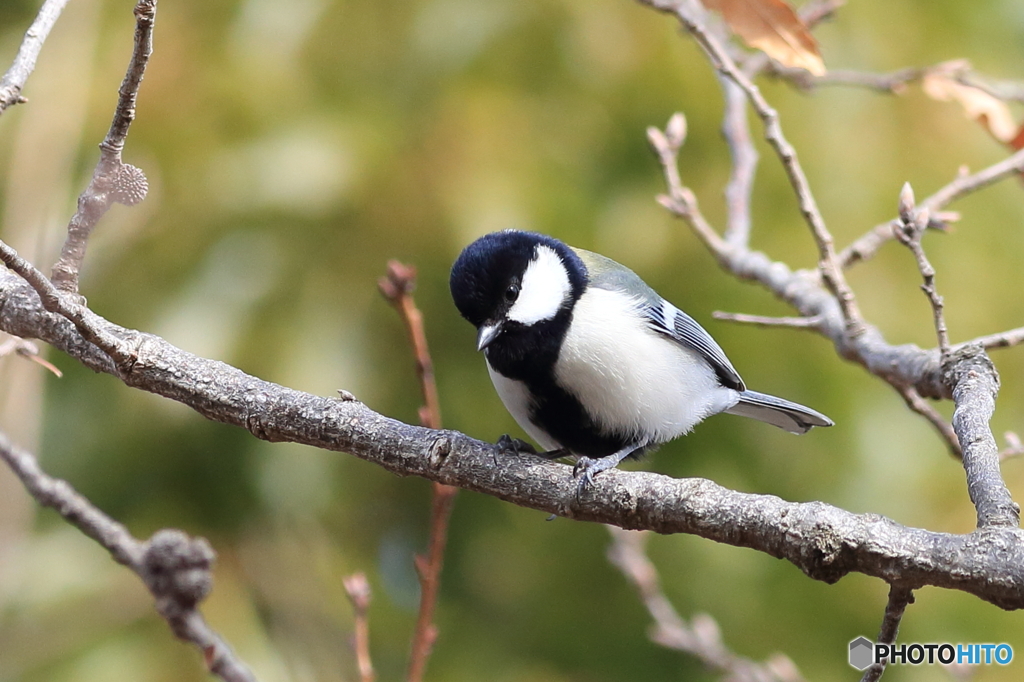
[485,311,634,459]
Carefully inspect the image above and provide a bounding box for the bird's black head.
[450,230,587,350]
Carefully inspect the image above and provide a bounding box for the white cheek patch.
[507,244,571,325]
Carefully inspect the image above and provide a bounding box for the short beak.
[476,322,502,351]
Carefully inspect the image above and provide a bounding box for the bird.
[449,229,832,494]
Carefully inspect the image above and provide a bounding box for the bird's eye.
[504,283,520,302]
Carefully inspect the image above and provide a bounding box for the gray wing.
[573,247,745,391]
[643,300,746,391]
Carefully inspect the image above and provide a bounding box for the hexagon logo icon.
[849,636,875,670]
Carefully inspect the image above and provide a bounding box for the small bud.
[930,210,960,232]
[646,126,669,152]
[377,276,400,301]
[898,182,915,224]
[765,654,803,682]
[343,572,372,610]
[378,260,417,301]
[655,194,679,214]
[914,207,931,232]
[666,113,687,149]
[691,613,722,649]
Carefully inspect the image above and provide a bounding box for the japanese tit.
[449,230,832,492]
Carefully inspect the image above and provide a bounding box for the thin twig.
[0,0,71,114]
[343,573,376,682]
[923,154,1024,215]
[50,0,155,293]
[607,527,804,682]
[955,70,1024,105]
[0,334,62,376]
[766,66,924,93]
[895,183,950,356]
[893,184,1015,524]
[963,327,1024,351]
[712,311,824,330]
[769,60,1024,103]
[379,260,457,682]
[379,261,442,431]
[841,148,1024,269]
[797,0,845,27]
[646,109,1015,525]
[720,77,757,248]
[640,0,864,335]
[0,238,130,367]
[896,384,960,458]
[1000,432,1024,462]
[646,115,992,464]
[647,119,731,262]
[860,585,915,682]
[0,431,257,682]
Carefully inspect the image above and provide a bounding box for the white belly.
[554,288,738,443]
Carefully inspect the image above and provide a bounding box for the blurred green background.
[1,0,1023,680]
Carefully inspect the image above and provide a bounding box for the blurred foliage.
[1,0,1024,681]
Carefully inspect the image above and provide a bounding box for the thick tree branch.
[2,270,1024,610]
[946,346,1020,528]
[0,431,257,682]
[0,0,71,114]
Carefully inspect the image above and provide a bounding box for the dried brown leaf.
[1009,124,1024,151]
[923,60,1020,144]
[701,0,826,76]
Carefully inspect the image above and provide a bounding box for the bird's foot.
[496,435,568,460]
[572,455,617,499]
[571,444,646,500]
[496,434,536,455]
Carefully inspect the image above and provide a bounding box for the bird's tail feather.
[725,390,833,434]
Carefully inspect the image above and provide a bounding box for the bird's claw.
[496,434,536,455]
[573,456,598,499]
